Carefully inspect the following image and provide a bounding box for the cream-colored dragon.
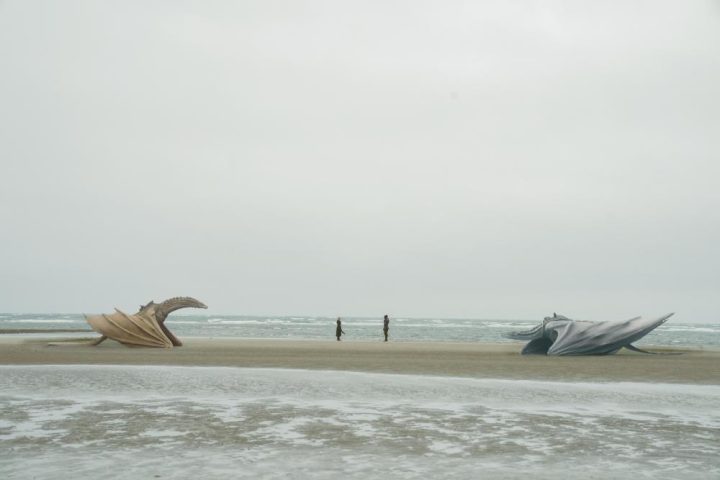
[85,297,207,348]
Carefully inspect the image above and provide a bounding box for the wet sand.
[1,336,718,384]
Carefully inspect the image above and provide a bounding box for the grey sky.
[1,1,719,321]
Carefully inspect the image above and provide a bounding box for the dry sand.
[1,335,718,384]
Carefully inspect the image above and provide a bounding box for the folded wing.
[506,313,674,356]
[85,309,174,348]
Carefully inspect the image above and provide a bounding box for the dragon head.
[136,297,207,347]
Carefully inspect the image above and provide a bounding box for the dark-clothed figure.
[383,315,389,342]
[336,318,345,341]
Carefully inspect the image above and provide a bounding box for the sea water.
[0,366,718,479]
[1,313,719,348]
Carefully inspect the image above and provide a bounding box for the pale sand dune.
[0,336,718,384]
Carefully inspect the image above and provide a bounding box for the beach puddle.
[1,365,718,479]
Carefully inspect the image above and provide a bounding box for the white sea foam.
[663,326,720,333]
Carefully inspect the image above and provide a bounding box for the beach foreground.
[2,364,719,479]
[2,337,719,478]
[1,336,718,384]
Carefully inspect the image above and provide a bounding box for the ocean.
[1,313,719,348]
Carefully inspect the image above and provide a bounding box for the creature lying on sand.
[85,297,207,348]
[506,313,674,355]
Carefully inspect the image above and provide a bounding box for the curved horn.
[158,297,208,317]
[155,297,208,347]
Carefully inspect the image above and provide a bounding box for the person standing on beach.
[383,315,390,342]
[336,317,345,341]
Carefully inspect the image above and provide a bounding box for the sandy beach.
[1,336,717,384]
[3,336,719,479]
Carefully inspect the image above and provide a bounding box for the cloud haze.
[1,1,719,321]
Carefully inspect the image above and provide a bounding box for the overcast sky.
[1,1,719,322]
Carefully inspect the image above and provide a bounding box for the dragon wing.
[85,309,174,348]
[547,314,673,355]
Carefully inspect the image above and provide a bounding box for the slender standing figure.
[336,317,345,341]
[383,314,389,342]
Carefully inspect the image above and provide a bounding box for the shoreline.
[1,336,718,384]
[0,329,93,334]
